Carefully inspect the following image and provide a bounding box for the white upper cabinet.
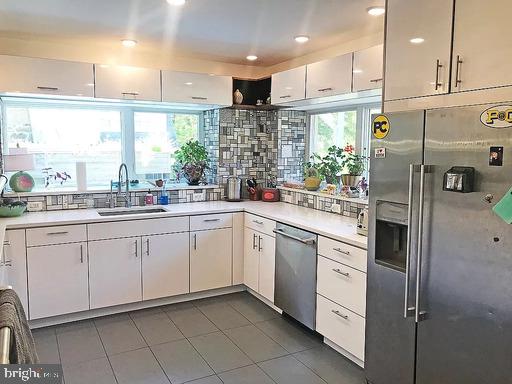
[0,55,94,97]
[94,64,161,101]
[271,66,306,104]
[306,54,352,99]
[384,0,453,101]
[451,0,512,92]
[162,71,232,106]
[353,44,384,92]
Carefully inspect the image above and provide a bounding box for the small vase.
[341,174,362,187]
[233,89,243,105]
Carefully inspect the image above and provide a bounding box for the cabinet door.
[451,0,512,92]
[353,45,384,92]
[142,233,189,301]
[0,55,94,97]
[271,66,306,104]
[190,228,232,292]
[162,71,232,106]
[27,242,89,319]
[3,230,28,313]
[88,237,142,309]
[384,0,453,101]
[243,228,259,292]
[94,64,161,101]
[258,233,275,303]
[306,54,352,99]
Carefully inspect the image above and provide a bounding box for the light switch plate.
[27,201,43,212]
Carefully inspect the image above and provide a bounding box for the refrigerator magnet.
[372,115,390,139]
[492,186,512,224]
[375,148,386,158]
[489,146,503,166]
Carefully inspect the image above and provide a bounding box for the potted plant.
[340,144,366,187]
[304,164,322,191]
[309,145,345,184]
[173,140,209,185]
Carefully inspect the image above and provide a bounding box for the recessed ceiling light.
[410,37,425,44]
[167,0,186,5]
[367,6,385,16]
[121,39,137,48]
[353,69,363,74]
[246,55,258,61]
[285,86,293,90]
[185,82,193,85]
[294,35,310,43]
[86,83,95,87]
[208,73,215,76]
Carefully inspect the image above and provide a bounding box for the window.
[1,98,202,191]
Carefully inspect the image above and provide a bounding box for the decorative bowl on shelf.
[0,201,27,217]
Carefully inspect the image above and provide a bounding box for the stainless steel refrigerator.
[365,105,512,384]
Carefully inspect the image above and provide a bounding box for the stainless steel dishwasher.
[273,223,317,330]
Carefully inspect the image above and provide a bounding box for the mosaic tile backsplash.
[279,188,368,219]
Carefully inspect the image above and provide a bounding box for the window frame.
[0,97,203,188]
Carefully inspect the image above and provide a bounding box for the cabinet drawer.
[244,213,276,237]
[317,256,366,317]
[88,217,189,240]
[316,294,365,361]
[27,225,87,247]
[318,236,367,272]
[190,213,232,231]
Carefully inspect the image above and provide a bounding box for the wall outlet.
[193,192,206,202]
[331,203,341,214]
[27,201,43,212]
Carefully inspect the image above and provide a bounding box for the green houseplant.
[309,145,345,184]
[173,140,209,185]
[340,144,366,187]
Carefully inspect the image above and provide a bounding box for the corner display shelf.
[229,104,281,111]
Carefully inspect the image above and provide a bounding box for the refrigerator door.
[416,105,512,384]
[366,111,425,384]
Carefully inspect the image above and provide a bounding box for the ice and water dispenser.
[374,201,409,272]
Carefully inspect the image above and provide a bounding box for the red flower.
[344,144,354,153]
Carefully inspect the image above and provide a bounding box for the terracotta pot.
[341,174,362,187]
[304,177,321,191]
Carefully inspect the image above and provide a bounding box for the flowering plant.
[340,144,366,176]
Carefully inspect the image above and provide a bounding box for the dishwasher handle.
[273,228,316,245]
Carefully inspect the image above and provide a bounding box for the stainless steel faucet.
[117,163,131,208]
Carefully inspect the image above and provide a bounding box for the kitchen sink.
[97,208,167,216]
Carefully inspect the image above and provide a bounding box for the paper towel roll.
[76,162,87,191]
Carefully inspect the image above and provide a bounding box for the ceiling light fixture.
[353,69,363,74]
[185,82,193,85]
[167,0,186,5]
[246,55,258,61]
[121,39,137,48]
[294,35,310,43]
[367,6,385,16]
[410,37,425,44]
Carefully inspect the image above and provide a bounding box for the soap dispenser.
[145,190,155,205]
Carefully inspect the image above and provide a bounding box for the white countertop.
[0,201,367,249]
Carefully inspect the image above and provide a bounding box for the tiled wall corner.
[277,110,307,184]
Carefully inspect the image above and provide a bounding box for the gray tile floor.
[32,292,365,384]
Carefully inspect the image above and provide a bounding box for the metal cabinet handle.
[122,92,139,96]
[46,231,69,236]
[80,244,84,264]
[317,87,333,92]
[258,236,262,252]
[3,241,10,246]
[252,220,264,225]
[332,268,350,277]
[203,218,220,222]
[191,96,208,100]
[37,86,59,91]
[404,164,416,318]
[279,95,291,99]
[193,234,197,250]
[134,240,138,258]
[434,59,443,91]
[272,229,316,245]
[455,55,463,88]
[333,247,350,256]
[370,78,383,83]
[331,310,349,320]
[415,165,427,322]
[146,238,150,256]
[253,233,257,250]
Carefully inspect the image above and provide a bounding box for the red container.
[261,188,280,202]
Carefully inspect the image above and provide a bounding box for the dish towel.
[0,289,38,364]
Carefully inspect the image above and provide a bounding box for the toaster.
[357,207,369,236]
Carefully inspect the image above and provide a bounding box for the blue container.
[159,195,169,205]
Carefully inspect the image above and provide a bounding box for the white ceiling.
[0,0,384,66]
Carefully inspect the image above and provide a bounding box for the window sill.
[3,184,220,197]
[277,186,368,205]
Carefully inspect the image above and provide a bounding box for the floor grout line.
[92,321,120,384]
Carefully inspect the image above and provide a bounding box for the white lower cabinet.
[27,242,89,319]
[88,237,142,309]
[3,230,28,313]
[142,233,189,301]
[243,228,259,291]
[316,294,365,361]
[190,228,233,292]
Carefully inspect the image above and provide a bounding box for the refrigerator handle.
[404,164,416,318]
[415,164,428,322]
